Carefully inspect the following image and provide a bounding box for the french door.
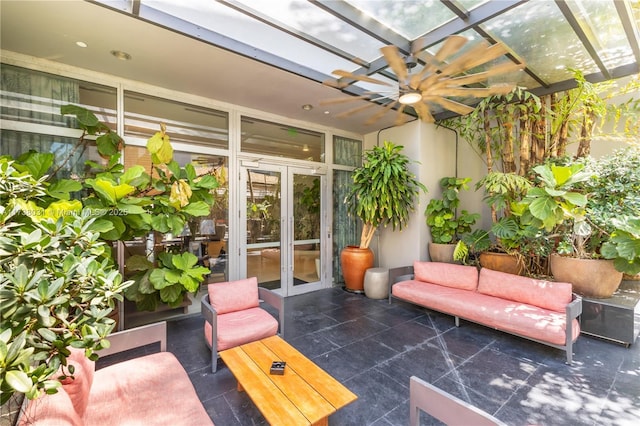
[240,162,325,296]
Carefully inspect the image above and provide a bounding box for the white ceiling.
[0,0,402,135]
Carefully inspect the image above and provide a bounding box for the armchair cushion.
[204,307,278,351]
[208,277,259,315]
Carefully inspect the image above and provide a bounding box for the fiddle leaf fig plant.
[5,105,219,312]
[600,217,640,275]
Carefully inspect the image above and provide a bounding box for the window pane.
[333,135,362,167]
[0,130,102,179]
[1,64,116,130]
[124,91,228,148]
[241,116,325,162]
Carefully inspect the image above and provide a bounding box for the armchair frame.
[201,286,284,372]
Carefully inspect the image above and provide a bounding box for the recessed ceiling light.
[76,41,88,48]
[111,50,132,61]
[301,104,313,111]
[324,111,330,115]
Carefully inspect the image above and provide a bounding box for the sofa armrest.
[564,293,582,364]
[259,287,285,338]
[388,265,415,303]
[98,321,167,357]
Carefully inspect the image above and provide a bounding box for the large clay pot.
[428,242,458,264]
[340,245,374,293]
[550,254,623,298]
[479,252,524,275]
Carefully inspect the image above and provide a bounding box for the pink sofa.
[390,261,582,363]
[19,322,213,426]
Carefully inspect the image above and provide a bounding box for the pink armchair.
[202,277,284,372]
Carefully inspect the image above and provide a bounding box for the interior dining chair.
[201,277,284,372]
[409,376,507,426]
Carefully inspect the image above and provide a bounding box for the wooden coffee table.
[219,335,357,425]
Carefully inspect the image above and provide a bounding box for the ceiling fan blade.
[418,42,490,90]
[322,79,349,89]
[412,101,435,123]
[409,51,442,89]
[334,103,377,119]
[430,62,524,89]
[434,35,468,61]
[365,100,398,125]
[424,96,475,115]
[332,70,392,86]
[319,95,372,105]
[381,45,408,84]
[426,84,514,98]
[461,43,510,71]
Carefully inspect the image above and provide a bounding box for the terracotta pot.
[340,245,374,293]
[550,254,623,299]
[479,252,524,275]
[428,242,458,264]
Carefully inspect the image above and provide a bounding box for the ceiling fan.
[322,35,525,126]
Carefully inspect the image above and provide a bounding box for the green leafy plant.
[0,159,132,404]
[5,105,220,311]
[425,177,479,244]
[345,141,427,249]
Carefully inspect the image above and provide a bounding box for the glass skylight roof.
[97,0,639,120]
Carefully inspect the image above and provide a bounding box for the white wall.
[363,119,467,269]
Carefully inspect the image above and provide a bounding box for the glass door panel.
[292,173,321,287]
[245,167,283,291]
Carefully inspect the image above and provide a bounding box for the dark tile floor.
[161,287,639,425]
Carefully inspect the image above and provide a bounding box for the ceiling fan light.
[398,91,422,105]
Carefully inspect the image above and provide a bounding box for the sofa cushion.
[413,261,479,291]
[477,267,573,313]
[85,352,213,425]
[19,386,82,426]
[208,277,259,314]
[58,348,96,419]
[204,307,278,351]
[393,280,579,345]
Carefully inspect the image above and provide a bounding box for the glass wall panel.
[241,116,325,162]
[332,169,360,285]
[122,147,229,327]
[124,91,228,148]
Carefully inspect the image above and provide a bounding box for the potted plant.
[471,171,532,274]
[425,177,479,263]
[518,159,637,298]
[342,141,426,292]
[0,158,132,411]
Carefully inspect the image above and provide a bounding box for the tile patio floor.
[130,287,640,425]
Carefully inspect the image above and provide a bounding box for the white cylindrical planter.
[364,267,389,299]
